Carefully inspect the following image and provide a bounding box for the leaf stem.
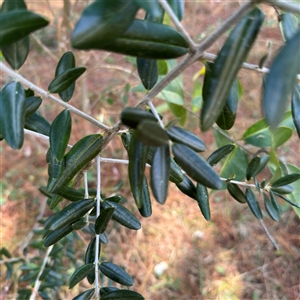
[29,245,53,300]
[0,62,111,131]
[94,155,101,298]
[157,0,196,52]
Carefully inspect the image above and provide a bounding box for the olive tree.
[0,0,299,299]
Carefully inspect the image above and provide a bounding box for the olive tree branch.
[262,0,300,15]
[0,62,111,131]
[157,0,197,52]
[259,219,280,250]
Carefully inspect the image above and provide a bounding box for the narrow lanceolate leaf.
[102,201,141,230]
[269,191,282,215]
[55,51,76,102]
[100,290,144,300]
[173,143,222,190]
[196,184,210,221]
[95,207,115,234]
[1,81,26,149]
[71,1,138,49]
[206,144,235,166]
[138,176,152,218]
[24,96,42,118]
[100,287,119,296]
[78,19,189,59]
[1,36,29,70]
[201,8,264,131]
[1,0,27,11]
[128,130,149,208]
[227,183,246,203]
[176,175,197,200]
[48,67,86,93]
[253,155,269,176]
[120,107,157,129]
[150,145,170,204]
[137,58,158,90]
[99,262,134,286]
[270,185,293,194]
[263,193,280,221]
[49,134,103,193]
[273,192,300,208]
[24,111,51,136]
[49,109,72,161]
[136,120,169,146]
[263,28,300,128]
[72,288,95,300]
[43,223,73,247]
[85,237,100,265]
[167,126,206,152]
[69,263,94,289]
[271,173,300,187]
[216,79,239,130]
[245,188,262,219]
[0,10,49,47]
[49,198,95,231]
[292,84,300,138]
[246,156,261,181]
[280,13,299,42]
[167,0,184,21]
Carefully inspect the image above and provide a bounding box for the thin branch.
[0,258,24,264]
[147,101,165,128]
[29,245,53,300]
[220,178,257,188]
[259,219,280,250]
[262,0,300,15]
[0,62,111,131]
[94,155,101,299]
[157,0,196,52]
[31,34,60,62]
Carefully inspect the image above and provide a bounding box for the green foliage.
[1,0,300,299]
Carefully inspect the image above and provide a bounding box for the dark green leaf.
[175,174,197,200]
[100,287,119,296]
[215,79,239,130]
[1,81,26,149]
[206,144,235,166]
[167,126,206,152]
[150,145,170,204]
[138,176,152,217]
[1,36,29,70]
[273,192,300,208]
[95,207,115,234]
[85,237,99,265]
[25,96,42,118]
[201,8,264,131]
[24,111,51,136]
[263,193,280,221]
[72,288,95,300]
[102,201,141,230]
[269,191,282,214]
[43,223,73,247]
[292,84,300,138]
[137,58,158,90]
[0,10,49,47]
[71,1,138,49]
[100,289,144,299]
[99,262,133,286]
[245,188,262,219]
[69,263,94,289]
[196,183,210,221]
[49,134,103,193]
[253,155,269,176]
[271,173,300,187]
[48,67,86,93]
[167,0,184,21]
[49,109,72,161]
[128,130,149,208]
[77,19,188,59]
[270,185,293,194]
[263,28,300,128]
[46,149,65,185]
[49,198,95,231]
[227,183,247,203]
[173,143,222,190]
[136,120,169,146]
[56,51,76,102]
[120,107,157,129]
[1,0,27,11]
[246,156,261,181]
